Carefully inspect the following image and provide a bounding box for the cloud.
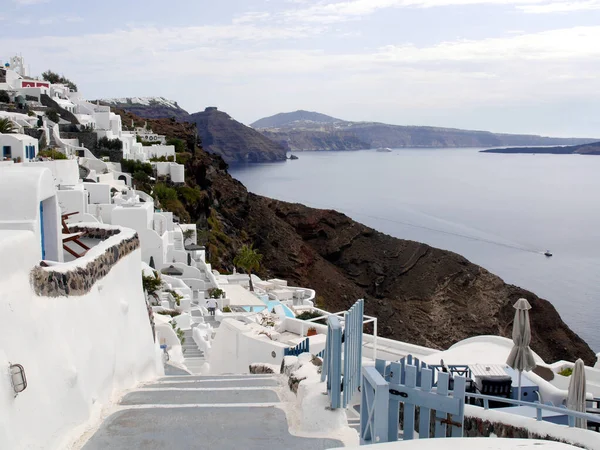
[518,0,600,12]
[1,21,597,132]
[257,0,600,23]
[233,12,271,25]
[13,0,49,4]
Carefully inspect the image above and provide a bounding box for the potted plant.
[307,326,317,337]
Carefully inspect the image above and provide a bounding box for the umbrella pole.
[518,371,522,402]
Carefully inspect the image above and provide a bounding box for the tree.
[233,244,263,291]
[46,110,60,123]
[41,70,78,92]
[0,90,10,103]
[0,118,16,133]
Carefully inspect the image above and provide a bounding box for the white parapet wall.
[0,227,161,450]
[208,318,289,374]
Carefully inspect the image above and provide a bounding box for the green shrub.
[558,367,573,377]
[156,309,179,317]
[296,311,326,324]
[167,137,186,153]
[133,170,149,183]
[98,136,123,151]
[38,149,67,160]
[121,159,153,175]
[171,322,185,345]
[142,271,163,295]
[153,183,178,202]
[42,70,78,91]
[209,288,224,299]
[222,306,232,313]
[165,289,183,306]
[46,110,60,123]
[0,90,10,103]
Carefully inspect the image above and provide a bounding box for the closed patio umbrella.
[567,359,587,429]
[506,298,537,401]
[161,265,183,276]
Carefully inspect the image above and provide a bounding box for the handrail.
[465,392,599,427]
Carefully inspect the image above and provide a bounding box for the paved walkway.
[80,374,344,450]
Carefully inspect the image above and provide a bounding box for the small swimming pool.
[242,297,296,318]
[264,300,296,318]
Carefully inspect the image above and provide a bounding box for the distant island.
[251,110,598,151]
[481,141,600,155]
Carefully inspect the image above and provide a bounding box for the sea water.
[230,148,600,353]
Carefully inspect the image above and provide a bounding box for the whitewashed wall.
[0,229,161,450]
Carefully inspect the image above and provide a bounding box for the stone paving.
[81,374,344,450]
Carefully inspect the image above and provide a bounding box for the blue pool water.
[242,299,296,318]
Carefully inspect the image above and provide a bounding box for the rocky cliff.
[197,165,595,365]
[114,108,596,365]
[252,110,597,151]
[187,107,287,164]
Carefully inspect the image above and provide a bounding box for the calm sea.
[229,148,600,354]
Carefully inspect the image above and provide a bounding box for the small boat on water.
[544,250,553,257]
[376,147,392,152]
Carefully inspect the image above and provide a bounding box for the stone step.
[158,374,275,382]
[146,378,279,389]
[81,407,343,450]
[119,389,280,405]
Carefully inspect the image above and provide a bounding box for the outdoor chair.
[475,376,512,408]
[61,212,90,258]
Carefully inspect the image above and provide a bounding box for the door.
[2,146,10,159]
[39,202,46,259]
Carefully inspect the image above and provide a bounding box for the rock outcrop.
[188,107,287,164]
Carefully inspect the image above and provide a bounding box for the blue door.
[39,202,45,259]
[2,146,10,159]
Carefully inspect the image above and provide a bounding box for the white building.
[0,132,39,161]
[0,163,161,450]
[134,124,167,144]
[0,165,62,261]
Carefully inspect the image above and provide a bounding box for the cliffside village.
[1,55,600,450]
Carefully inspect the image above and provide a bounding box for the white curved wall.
[208,319,287,375]
[0,230,161,450]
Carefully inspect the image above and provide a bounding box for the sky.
[1,0,599,137]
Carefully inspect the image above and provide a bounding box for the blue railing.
[343,298,364,407]
[465,393,600,428]
[321,315,343,409]
[284,337,310,356]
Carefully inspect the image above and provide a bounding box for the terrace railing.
[284,338,310,357]
[465,393,600,429]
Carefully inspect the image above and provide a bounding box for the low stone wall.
[463,415,587,448]
[61,131,98,152]
[30,226,140,297]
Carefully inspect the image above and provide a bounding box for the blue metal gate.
[361,359,466,444]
